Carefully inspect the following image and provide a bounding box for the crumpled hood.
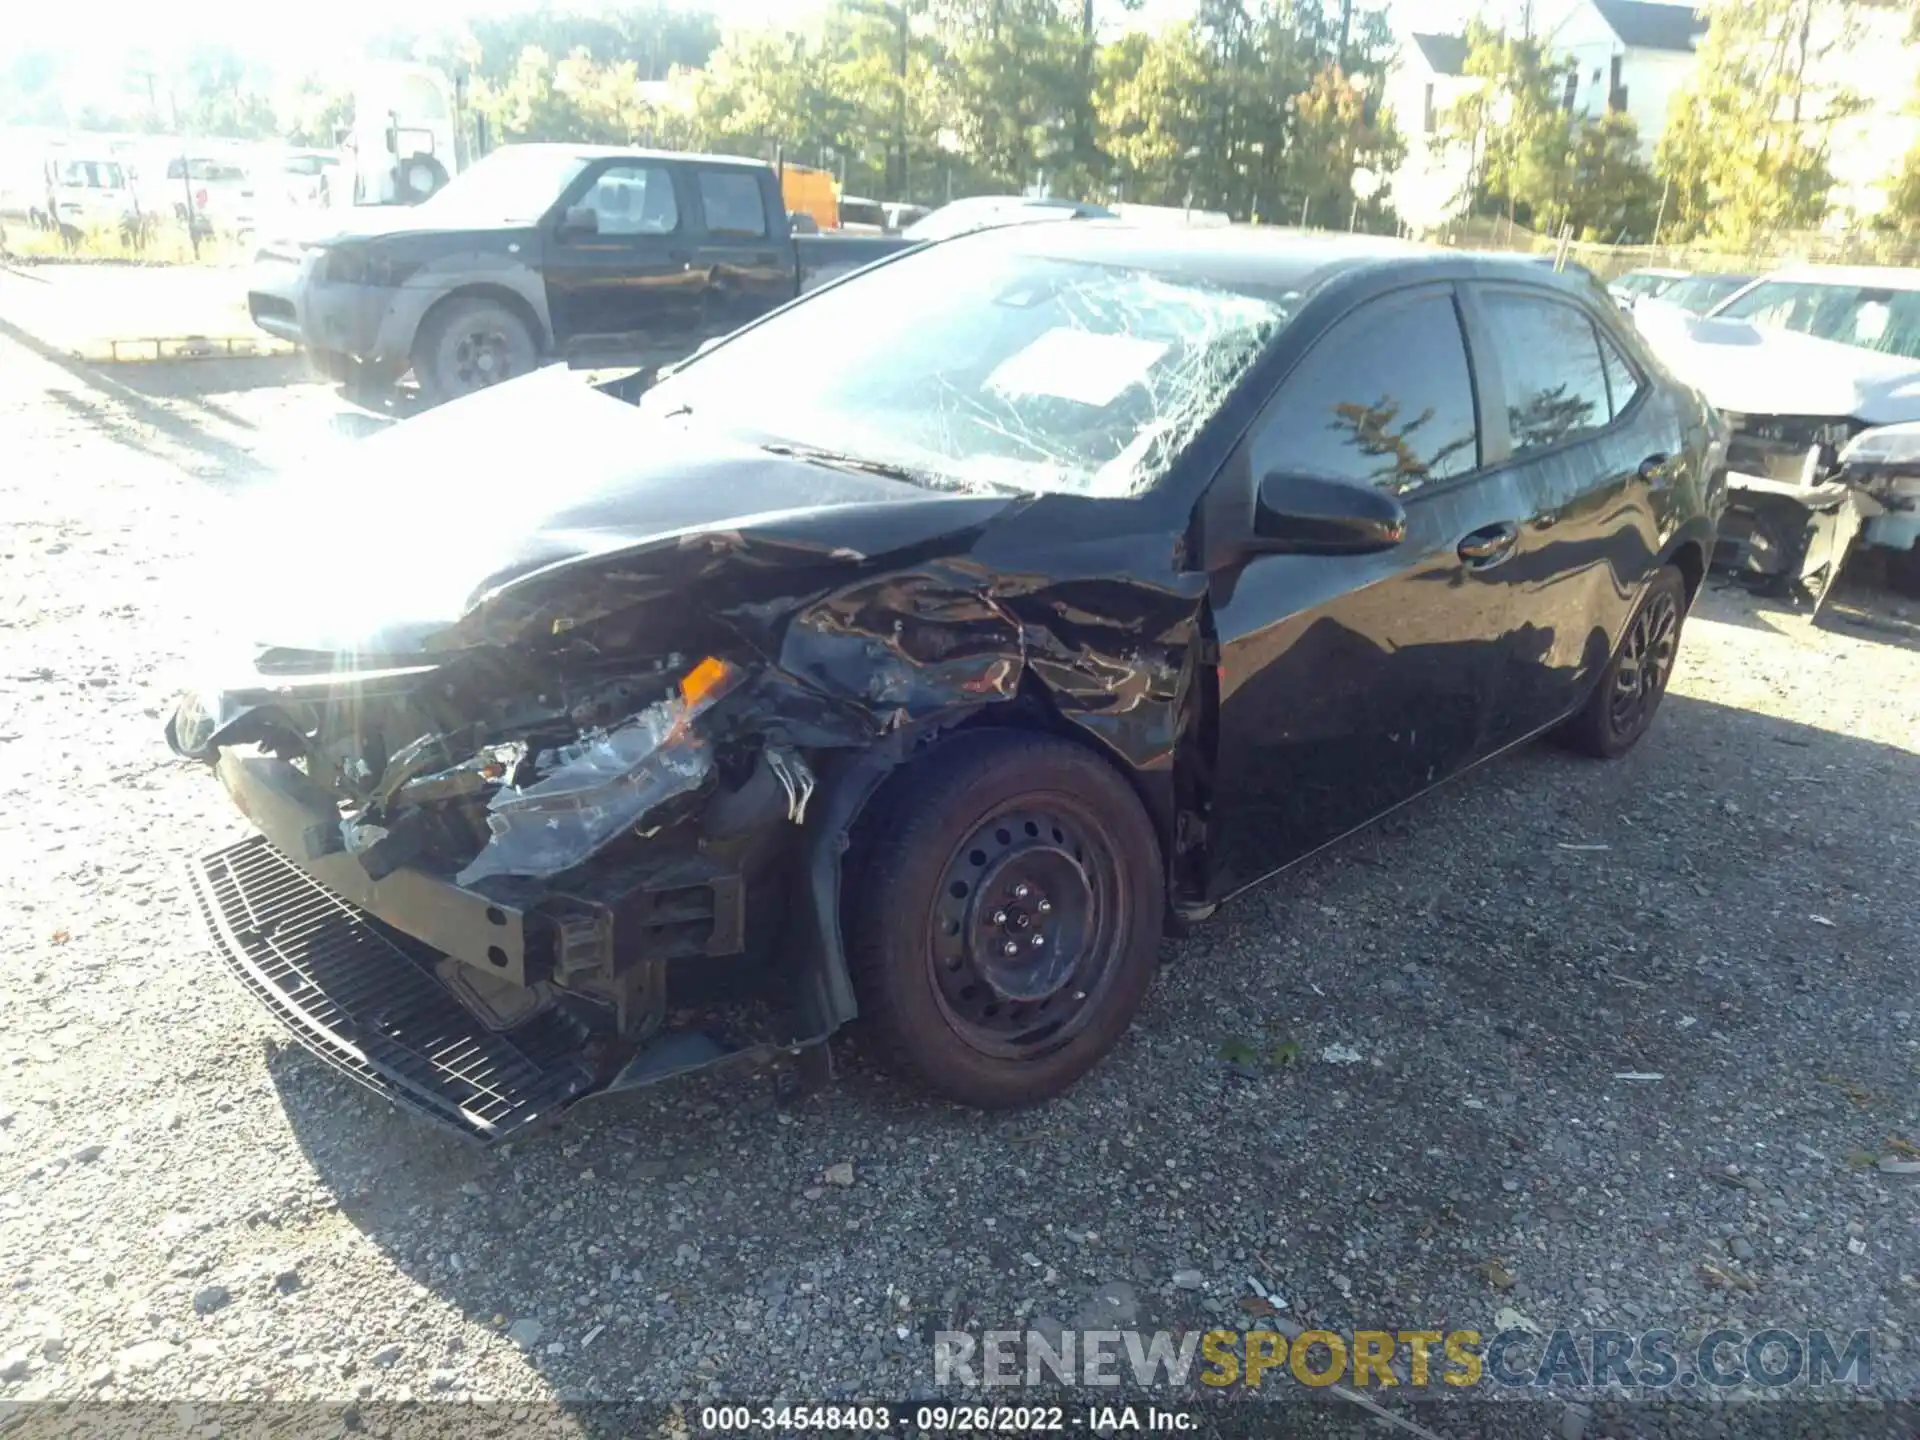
[1634,303,1920,424]
[217,368,1016,654]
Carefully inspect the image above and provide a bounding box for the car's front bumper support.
[212,747,537,984]
[1713,472,1879,611]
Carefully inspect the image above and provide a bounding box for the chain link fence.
[1433,215,1920,280]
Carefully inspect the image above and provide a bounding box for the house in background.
[1380,32,1484,236]
[1383,0,1703,235]
[1551,0,1704,155]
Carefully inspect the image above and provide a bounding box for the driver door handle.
[1457,521,1519,568]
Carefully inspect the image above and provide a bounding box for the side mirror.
[559,204,599,237]
[788,210,819,235]
[1254,471,1407,555]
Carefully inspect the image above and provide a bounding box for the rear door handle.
[1457,521,1520,568]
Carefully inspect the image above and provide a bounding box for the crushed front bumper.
[189,746,813,1142]
[188,833,597,1144]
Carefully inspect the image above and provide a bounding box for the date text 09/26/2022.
[698,1405,1195,1433]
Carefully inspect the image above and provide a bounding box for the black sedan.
[170,225,1725,1142]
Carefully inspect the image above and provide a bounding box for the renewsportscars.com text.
[932,1326,1873,1391]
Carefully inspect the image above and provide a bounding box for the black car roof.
[943,221,1606,303]
[493,142,770,171]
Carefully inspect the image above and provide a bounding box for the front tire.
[414,297,538,406]
[845,731,1165,1108]
[1555,565,1689,759]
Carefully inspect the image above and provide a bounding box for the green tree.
[1284,62,1403,232]
[1097,24,1214,204]
[1563,112,1659,240]
[1655,0,1861,246]
[1444,19,1574,230]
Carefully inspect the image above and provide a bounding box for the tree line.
[1444,0,1920,248]
[4,0,1918,245]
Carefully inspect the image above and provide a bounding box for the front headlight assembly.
[1839,421,1920,470]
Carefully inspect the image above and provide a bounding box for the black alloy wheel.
[1555,564,1690,759]
[1608,580,1680,739]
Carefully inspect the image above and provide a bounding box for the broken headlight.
[455,657,742,886]
[1839,421,1920,471]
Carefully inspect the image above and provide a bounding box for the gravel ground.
[1,318,1916,1435]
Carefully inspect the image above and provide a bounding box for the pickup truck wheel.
[846,731,1164,1108]
[1554,565,1688,759]
[415,298,537,406]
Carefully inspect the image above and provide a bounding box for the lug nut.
[1036,899,1052,914]
[1002,940,1019,956]
[992,910,1008,925]
[1013,883,1031,899]
[1031,934,1046,949]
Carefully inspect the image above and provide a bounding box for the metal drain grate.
[187,834,597,1144]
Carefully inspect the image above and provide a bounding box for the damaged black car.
[170,225,1724,1143]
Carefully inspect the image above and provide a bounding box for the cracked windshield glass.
[645,236,1294,497]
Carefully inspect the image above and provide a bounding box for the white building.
[1384,0,1704,235]
[1381,32,1484,236]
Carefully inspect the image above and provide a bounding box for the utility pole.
[895,2,908,199]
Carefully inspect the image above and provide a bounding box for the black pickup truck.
[247,145,913,404]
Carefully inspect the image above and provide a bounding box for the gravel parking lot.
[1,316,1917,1433]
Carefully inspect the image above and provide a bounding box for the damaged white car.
[1633,264,1920,602]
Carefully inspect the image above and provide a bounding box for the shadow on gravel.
[1696,572,1920,654]
[253,678,1919,1409]
[108,354,310,398]
[0,312,271,483]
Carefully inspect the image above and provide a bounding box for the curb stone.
[73,334,298,364]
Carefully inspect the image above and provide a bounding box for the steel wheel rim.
[451,327,515,391]
[1610,588,1679,735]
[927,798,1128,1061]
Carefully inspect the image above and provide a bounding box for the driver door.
[543,160,704,364]
[1205,284,1534,899]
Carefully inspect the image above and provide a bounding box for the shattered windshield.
[1713,280,1920,360]
[418,145,589,224]
[645,236,1293,497]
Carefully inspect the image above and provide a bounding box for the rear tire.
[844,731,1164,1109]
[1554,565,1689,759]
[414,297,538,407]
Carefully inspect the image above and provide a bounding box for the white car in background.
[166,155,259,240]
[1633,264,1920,600]
[46,154,138,233]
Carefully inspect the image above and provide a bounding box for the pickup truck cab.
[247,144,912,404]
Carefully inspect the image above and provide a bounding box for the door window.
[1478,290,1611,454]
[1255,290,1480,495]
[581,164,677,237]
[698,171,767,239]
[1597,330,1644,419]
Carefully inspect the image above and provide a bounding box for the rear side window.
[1598,330,1644,419]
[1479,291,1611,455]
[699,171,767,239]
[1258,290,1479,495]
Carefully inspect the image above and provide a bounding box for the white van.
[47,153,138,232]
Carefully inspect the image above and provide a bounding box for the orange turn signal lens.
[680,656,732,708]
